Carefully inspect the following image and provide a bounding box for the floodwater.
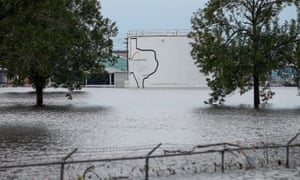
[0,87,300,178]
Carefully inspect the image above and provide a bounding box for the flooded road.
[0,87,300,178]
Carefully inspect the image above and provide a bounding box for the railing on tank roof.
[127,29,190,37]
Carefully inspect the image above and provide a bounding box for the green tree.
[294,5,300,87]
[0,0,117,106]
[189,0,300,109]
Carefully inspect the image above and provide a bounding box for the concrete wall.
[127,33,207,88]
[115,72,128,88]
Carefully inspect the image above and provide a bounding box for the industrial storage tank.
[127,30,207,88]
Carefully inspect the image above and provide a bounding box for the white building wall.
[115,72,128,88]
[128,32,207,88]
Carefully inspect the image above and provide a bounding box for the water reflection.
[0,104,111,113]
[192,106,300,145]
[0,124,50,148]
[0,87,299,163]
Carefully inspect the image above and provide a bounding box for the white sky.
[99,0,297,50]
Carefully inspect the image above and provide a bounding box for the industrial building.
[86,55,128,88]
[127,30,207,88]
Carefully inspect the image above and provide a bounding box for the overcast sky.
[100,0,208,50]
[100,0,297,50]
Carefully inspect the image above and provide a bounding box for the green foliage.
[189,0,300,108]
[0,0,118,106]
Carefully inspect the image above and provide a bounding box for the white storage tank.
[127,30,207,88]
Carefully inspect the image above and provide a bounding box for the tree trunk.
[36,85,44,107]
[253,74,260,109]
[31,73,47,106]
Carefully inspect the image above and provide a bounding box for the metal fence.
[1,133,300,180]
[127,29,190,37]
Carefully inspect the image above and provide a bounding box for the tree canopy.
[0,0,118,106]
[189,0,300,109]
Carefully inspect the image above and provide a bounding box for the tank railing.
[127,29,190,37]
[1,137,300,179]
[286,133,300,168]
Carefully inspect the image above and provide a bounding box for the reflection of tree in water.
[0,90,87,101]
[0,124,51,149]
[0,123,55,179]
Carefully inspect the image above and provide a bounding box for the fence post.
[286,145,289,168]
[60,163,64,180]
[286,133,300,168]
[60,148,78,180]
[145,143,162,180]
[221,150,225,173]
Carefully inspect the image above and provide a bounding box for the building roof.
[104,56,128,73]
